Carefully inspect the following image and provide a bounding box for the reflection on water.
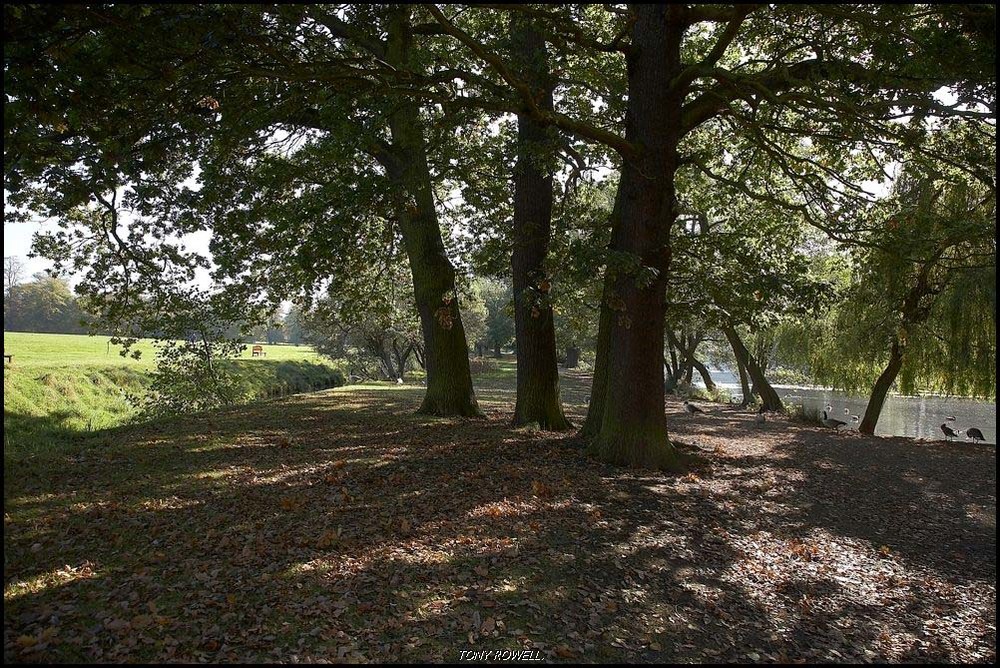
[698,371,997,445]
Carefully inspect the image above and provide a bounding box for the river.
[695,370,997,445]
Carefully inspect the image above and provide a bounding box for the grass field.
[3,332,343,466]
[2,331,323,368]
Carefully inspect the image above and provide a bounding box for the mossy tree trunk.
[379,7,480,417]
[584,6,685,470]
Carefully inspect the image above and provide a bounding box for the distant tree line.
[4,258,89,334]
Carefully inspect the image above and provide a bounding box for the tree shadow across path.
[3,375,995,662]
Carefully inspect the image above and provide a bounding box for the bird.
[940,423,960,441]
[683,400,705,415]
[966,427,985,443]
[821,411,847,429]
[754,405,767,424]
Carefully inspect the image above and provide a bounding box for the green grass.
[3,332,343,468]
[3,331,322,368]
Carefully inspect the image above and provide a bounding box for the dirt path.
[4,373,995,662]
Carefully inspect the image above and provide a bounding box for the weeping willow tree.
[810,147,996,434]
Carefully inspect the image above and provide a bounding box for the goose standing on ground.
[683,400,706,415]
[966,427,985,443]
[821,411,847,429]
[754,405,767,424]
[940,423,960,440]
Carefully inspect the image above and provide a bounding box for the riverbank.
[692,370,996,445]
[3,360,345,467]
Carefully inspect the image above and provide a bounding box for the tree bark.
[859,339,904,435]
[723,324,783,411]
[580,269,615,438]
[382,7,479,416]
[691,357,716,392]
[509,14,571,430]
[584,6,684,470]
[735,354,751,407]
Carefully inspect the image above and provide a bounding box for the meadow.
[3,332,344,466]
[2,331,323,367]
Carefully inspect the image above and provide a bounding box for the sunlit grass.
[3,331,322,368]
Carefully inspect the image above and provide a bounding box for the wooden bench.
[251,345,265,358]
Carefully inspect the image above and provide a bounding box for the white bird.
[683,400,705,415]
[821,411,847,429]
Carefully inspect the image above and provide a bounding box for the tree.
[432,3,993,468]
[283,306,307,346]
[509,13,571,430]
[303,259,424,382]
[4,4,481,416]
[4,256,26,330]
[3,273,88,334]
[473,278,515,359]
[812,157,995,433]
[6,4,993,466]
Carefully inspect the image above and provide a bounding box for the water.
[696,370,996,445]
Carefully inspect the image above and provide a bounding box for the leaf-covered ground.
[4,371,996,663]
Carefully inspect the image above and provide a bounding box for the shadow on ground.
[3,371,995,663]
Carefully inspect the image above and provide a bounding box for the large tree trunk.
[859,339,904,435]
[383,8,479,416]
[723,324,783,411]
[509,14,570,430]
[584,6,684,470]
[581,270,615,438]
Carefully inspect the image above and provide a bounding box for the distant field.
[2,331,321,367]
[3,332,341,464]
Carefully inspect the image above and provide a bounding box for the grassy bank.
[4,354,345,468]
[2,331,323,367]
